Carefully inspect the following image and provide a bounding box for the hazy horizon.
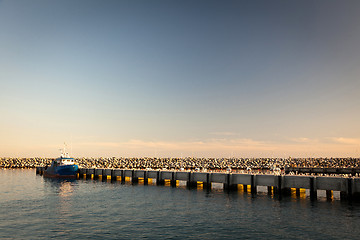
[1,0,360,158]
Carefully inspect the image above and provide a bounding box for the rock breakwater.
[1,157,360,171]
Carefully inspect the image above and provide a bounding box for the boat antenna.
[70,134,73,157]
[61,142,69,158]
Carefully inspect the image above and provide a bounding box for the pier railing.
[285,167,360,176]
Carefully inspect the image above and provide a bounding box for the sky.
[1,0,360,158]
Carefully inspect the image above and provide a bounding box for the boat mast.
[61,142,69,158]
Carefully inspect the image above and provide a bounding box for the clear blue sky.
[1,0,360,157]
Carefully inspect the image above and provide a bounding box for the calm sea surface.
[1,169,360,239]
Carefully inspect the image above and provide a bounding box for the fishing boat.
[44,146,79,179]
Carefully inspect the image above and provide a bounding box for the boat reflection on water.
[44,178,76,198]
[43,178,78,222]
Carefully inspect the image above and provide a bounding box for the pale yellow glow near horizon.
[1,137,359,158]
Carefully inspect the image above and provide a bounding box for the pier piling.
[310,177,317,200]
[131,170,139,184]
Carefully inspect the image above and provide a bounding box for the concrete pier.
[86,168,95,179]
[94,169,104,179]
[111,169,122,181]
[103,169,112,180]
[36,167,360,201]
[79,168,87,179]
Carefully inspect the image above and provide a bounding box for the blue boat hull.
[44,164,79,178]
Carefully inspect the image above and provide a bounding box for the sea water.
[1,168,360,239]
